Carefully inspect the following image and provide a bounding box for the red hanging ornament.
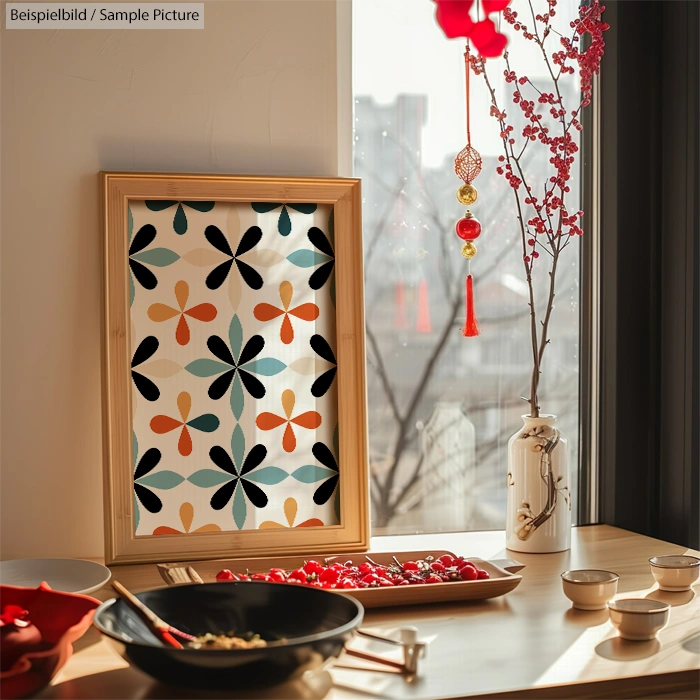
[453,42,482,337]
[393,279,408,329]
[416,277,432,333]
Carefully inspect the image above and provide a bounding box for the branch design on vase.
[511,426,569,541]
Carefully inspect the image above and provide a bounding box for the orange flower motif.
[259,497,323,530]
[148,280,217,345]
[152,502,221,535]
[150,392,220,456]
[256,389,321,453]
[253,281,319,344]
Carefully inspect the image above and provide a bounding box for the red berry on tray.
[361,573,379,584]
[438,555,455,567]
[215,569,235,581]
[477,569,490,579]
[460,565,478,581]
[403,561,420,571]
[378,578,395,587]
[303,560,323,576]
[288,569,306,582]
[268,571,286,583]
[431,562,446,572]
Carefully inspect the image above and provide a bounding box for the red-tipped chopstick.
[111,580,195,647]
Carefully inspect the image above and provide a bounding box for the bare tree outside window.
[354,0,582,535]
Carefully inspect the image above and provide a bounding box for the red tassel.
[394,279,408,329]
[463,274,480,337]
[416,277,432,333]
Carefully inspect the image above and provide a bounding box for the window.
[353,0,583,535]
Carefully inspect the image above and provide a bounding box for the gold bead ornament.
[456,183,478,206]
[461,241,477,259]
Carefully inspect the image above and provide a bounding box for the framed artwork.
[102,173,369,565]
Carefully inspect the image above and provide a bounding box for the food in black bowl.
[93,581,363,690]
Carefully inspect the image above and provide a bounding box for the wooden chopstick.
[111,580,193,648]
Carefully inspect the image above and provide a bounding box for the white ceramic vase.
[506,414,571,553]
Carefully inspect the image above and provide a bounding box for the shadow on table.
[682,633,700,654]
[645,588,696,607]
[594,637,660,661]
[41,668,334,700]
[564,607,609,627]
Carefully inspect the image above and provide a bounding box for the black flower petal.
[132,371,160,402]
[206,260,234,290]
[211,479,238,510]
[309,260,335,290]
[210,446,238,476]
[129,224,157,255]
[240,444,267,476]
[307,226,334,257]
[235,259,263,290]
[204,225,233,257]
[135,483,163,513]
[236,226,263,256]
[207,336,235,366]
[311,368,337,398]
[313,475,339,506]
[310,335,336,364]
[237,369,266,400]
[312,442,338,472]
[208,369,236,400]
[241,479,268,508]
[238,335,264,366]
[134,447,162,480]
[132,336,159,367]
[129,259,158,290]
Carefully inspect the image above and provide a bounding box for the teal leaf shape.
[231,424,245,471]
[231,373,244,420]
[286,250,330,268]
[185,359,231,377]
[229,315,243,361]
[252,202,281,214]
[185,201,215,213]
[289,204,317,215]
[129,273,135,306]
[134,495,140,530]
[245,467,288,486]
[128,206,134,242]
[187,414,220,433]
[291,465,336,483]
[137,471,185,489]
[130,248,180,267]
[188,469,233,488]
[132,433,138,469]
[174,203,187,235]
[233,483,247,529]
[243,358,286,376]
[278,206,291,236]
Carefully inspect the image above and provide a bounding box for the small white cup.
[608,598,670,641]
[561,570,619,610]
[649,555,700,592]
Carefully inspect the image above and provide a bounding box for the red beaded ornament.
[455,212,482,241]
[454,42,482,337]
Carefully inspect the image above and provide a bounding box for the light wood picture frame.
[102,173,369,565]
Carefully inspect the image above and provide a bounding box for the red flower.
[433,0,510,57]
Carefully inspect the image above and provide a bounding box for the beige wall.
[0,0,345,559]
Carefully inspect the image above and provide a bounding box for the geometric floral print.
[129,200,339,536]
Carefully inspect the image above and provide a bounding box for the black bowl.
[93,581,364,690]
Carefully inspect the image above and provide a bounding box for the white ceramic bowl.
[0,558,111,595]
[561,569,619,610]
[608,598,670,641]
[649,555,700,592]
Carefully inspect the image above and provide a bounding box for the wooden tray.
[157,550,524,608]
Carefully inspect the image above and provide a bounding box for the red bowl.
[0,582,100,699]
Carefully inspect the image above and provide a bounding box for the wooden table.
[38,526,700,699]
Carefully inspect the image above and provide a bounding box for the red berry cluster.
[215,555,490,590]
